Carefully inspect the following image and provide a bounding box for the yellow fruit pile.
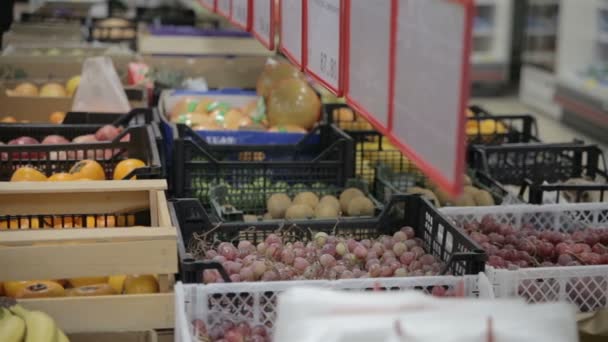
[0,275,160,299]
[10,159,146,182]
[5,76,80,98]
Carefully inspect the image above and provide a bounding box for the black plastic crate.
[172,123,355,205]
[209,178,383,222]
[169,194,486,283]
[0,124,161,180]
[470,143,608,203]
[62,108,159,126]
[324,103,541,194]
[88,18,137,50]
[375,165,511,206]
[467,105,541,145]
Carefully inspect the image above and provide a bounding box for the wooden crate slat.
[0,180,167,194]
[0,228,177,280]
[20,293,175,333]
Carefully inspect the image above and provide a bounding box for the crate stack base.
[0,180,178,333]
[442,202,608,312]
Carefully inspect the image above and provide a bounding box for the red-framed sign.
[344,0,394,132]
[230,0,251,31]
[303,0,346,96]
[278,0,303,68]
[217,0,232,18]
[199,0,217,12]
[344,0,473,196]
[252,0,276,50]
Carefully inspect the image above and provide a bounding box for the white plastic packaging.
[72,56,131,113]
[275,287,578,342]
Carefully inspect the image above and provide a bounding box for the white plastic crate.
[174,274,492,342]
[441,203,608,312]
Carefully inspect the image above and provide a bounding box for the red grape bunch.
[201,227,446,283]
[193,319,270,342]
[460,215,608,269]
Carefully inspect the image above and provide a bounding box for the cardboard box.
[0,55,135,82]
[137,25,273,56]
[69,330,158,342]
[143,55,267,89]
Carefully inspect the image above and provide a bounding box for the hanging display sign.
[389,0,474,196]
[199,0,217,12]
[303,0,346,95]
[217,0,232,18]
[279,0,303,68]
[344,0,393,130]
[252,0,275,50]
[231,0,251,31]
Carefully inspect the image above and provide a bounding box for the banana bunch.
[0,302,68,342]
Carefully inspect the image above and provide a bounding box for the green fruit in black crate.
[290,183,308,195]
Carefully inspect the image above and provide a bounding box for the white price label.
[252,0,274,49]
[217,0,231,17]
[345,0,392,128]
[305,0,343,94]
[200,0,216,11]
[391,0,473,195]
[231,0,250,30]
[279,0,303,66]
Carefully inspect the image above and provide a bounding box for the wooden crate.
[0,180,177,333]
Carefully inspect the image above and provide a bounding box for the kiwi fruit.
[267,193,292,219]
[407,187,441,207]
[463,185,480,197]
[315,204,340,219]
[431,187,450,206]
[452,193,476,206]
[319,195,340,212]
[463,174,472,186]
[262,212,273,220]
[293,191,320,209]
[346,196,375,216]
[339,188,365,212]
[473,190,495,206]
[285,204,314,220]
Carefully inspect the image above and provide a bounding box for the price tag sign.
[200,0,217,12]
[344,0,393,129]
[279,0,303,67]
[390,0,473,196]
[217,0,231,18]
[252,0,275,50]
[304,0,345,95]
[231,0,251,30]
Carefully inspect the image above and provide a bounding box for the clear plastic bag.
[72,56,130,113]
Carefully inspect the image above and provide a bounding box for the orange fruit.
[108,275,127,294]
[113,158,146,180]
[11,167,47,181]
[1,116,17,123]
[124,275,159,294]
[68,277,109,288]
[69,160,105,180]
[14,280,65,298]
[49,111,66,124]
[4,281,37,297]
[48,172,73,181]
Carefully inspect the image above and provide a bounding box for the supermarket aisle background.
[471,96,608,153]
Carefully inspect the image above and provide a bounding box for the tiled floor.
[471,96,608,152]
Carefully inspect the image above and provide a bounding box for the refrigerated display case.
[555,0,608,143]
[519,0,562,118]
[471,0,514,93]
